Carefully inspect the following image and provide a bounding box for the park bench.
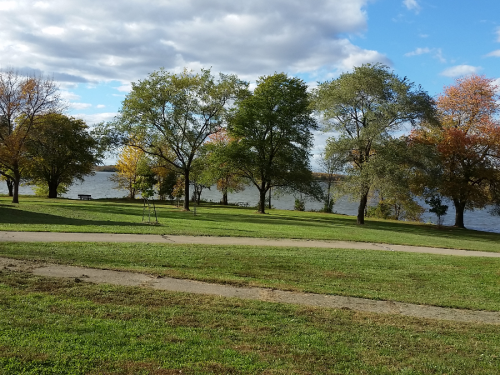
[78,194,92,200]
[237,202,249,207]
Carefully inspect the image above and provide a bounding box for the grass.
[1,241,500,311]
[1,196,500,252]
[1,271,500,374]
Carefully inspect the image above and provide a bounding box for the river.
[2,172,499,233]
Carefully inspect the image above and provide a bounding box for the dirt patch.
[1,257,499,325]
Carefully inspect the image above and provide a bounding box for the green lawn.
[1,272,499,374]
[2,196,500,252]
[1,241,500,311]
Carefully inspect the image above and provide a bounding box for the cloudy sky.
[1,0,499,164]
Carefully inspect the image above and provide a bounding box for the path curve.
[1,257,499,324]
[0,231,499,257]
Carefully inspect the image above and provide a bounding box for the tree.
[411,75,500,228]
[23,113,101,198]
[0,70,62,203]
[112,68,248,211]
[202,129,245,205]
[314,63,435,224]
[110,144,144,199]
[228,73,319,214]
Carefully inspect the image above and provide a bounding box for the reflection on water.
[2,172,499,233]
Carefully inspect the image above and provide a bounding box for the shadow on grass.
[0,207,145,227]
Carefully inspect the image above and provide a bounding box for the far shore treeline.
[1,65,499,229]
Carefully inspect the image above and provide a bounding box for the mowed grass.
[1,196,500,252]
[1,241,500,311]
[1,271,500,375]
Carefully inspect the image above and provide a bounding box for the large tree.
[0,70,61,203]
[24,113,102,198]
[314,63,435,224]
[411,75,500,228]
[228,73,319,214]
[113,68,247,210]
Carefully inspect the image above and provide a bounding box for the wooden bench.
[78,194,92,200]
[237,202,249,207]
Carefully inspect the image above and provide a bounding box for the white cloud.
[0,0,377,85]
[496,27,500,42]
[440,65,481,77]
[73,112,118,125]
[405,47,431,56]
[486,50,500,57]
[60,90,80,101]
[70,102,92,110]
[405,47,446,63]
[96,104,106,109]
[403,0,420,13]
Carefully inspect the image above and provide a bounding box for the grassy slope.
[1,242,500,311]
[1,272,499,374]
[1,197,500,252]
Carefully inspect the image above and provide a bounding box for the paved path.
[0,231,499,257]
[1,257,499,324]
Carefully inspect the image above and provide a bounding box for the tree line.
[1,65,499,228]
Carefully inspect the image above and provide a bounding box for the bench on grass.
[78,194,92,200]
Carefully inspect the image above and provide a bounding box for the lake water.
[3,172,499,233]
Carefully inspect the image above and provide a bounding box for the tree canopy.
[112,68,248,210]
[228,72,319,213]
[24,113,101,198]
[411,74,500,228]
[314,63,435,224]
[0,70,62,203]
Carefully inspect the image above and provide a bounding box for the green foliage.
[24,113,101,198]
[294,197,305,211]
[113,68,248,210]
[133,157,157,199]
[426,195,449,226]
[314,63,435,224]
[32,181,69,197]
[228,73,319,213]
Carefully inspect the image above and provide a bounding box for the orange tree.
[411,75,500,228]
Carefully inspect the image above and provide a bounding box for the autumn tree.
[110,145,144,199]
[411,75,500,228]
[0,70,62,203]
[24,113,101,198]
[111,68,248,210]
[313,63,435,224]
[228,73,319,214]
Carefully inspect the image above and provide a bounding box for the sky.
[1,0,499,166]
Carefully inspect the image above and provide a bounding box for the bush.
[294,198,305,211]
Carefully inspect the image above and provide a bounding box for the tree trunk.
[453,198,466,228]
[48,181,58,198]
[222,189,228,205]
[6,178,14,196]
[258,188,267,214]
[268,187,272,209]
[12,172,20,204]
[357,191,369,225]
[183,169,190,211]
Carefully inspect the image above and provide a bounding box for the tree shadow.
[0,206,145,227]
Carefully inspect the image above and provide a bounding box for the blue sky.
[1,0,499,165]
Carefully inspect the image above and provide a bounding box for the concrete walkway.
[1,256,499,324]
[0,231,499,257]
